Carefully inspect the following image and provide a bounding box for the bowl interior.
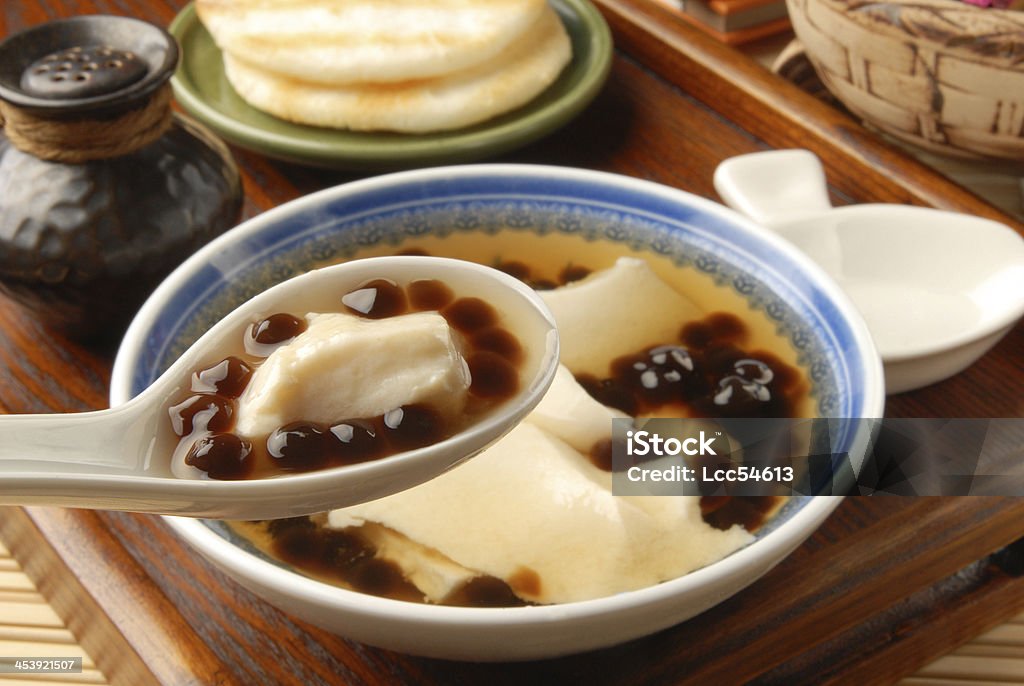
[113,165,878,611]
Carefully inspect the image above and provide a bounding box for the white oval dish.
[715,149,1024,394]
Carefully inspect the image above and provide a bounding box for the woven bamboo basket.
[786,0,1024,161]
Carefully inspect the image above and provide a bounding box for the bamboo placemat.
[0,540,107,685]
[1,533,1020,685]
[899,619,1024,685]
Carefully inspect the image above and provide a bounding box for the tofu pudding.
[166,277,526,480]
[230,237,812,608]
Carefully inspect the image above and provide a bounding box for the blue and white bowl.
[110,164,884,661]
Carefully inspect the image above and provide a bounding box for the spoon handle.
[0,403,153,478]
[714,149,834,229]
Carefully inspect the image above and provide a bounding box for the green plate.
[168,1,613,170]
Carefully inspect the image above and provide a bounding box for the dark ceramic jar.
[0,15,242,338]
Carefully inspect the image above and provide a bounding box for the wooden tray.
[1,1,1022,684]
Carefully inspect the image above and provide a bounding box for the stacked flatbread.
[196,0,573,132]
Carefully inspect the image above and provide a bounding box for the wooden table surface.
[1,1,1022,685]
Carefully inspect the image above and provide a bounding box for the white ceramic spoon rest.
[715,149,1024,394]
[0,257,559,518]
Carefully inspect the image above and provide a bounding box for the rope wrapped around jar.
[0,84,173,164]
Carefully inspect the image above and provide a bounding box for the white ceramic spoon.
[714,149,1024,394]
[0,256,559,518]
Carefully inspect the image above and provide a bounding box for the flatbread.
[197,0,548,85]
[222,5,571,133]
